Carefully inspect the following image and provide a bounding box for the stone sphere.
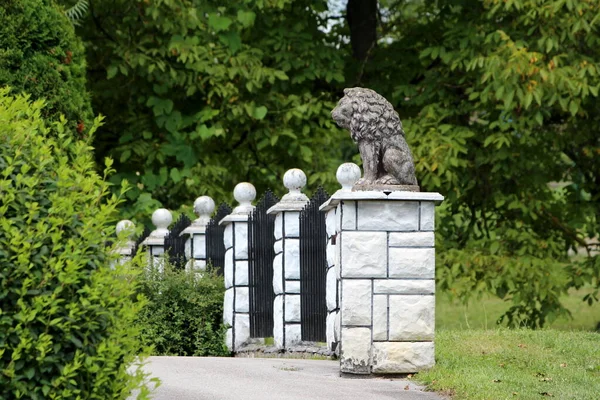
[116,219,134,236]
[152,208,172,229]
[336,163,361,190]
[283,168,306,193]
[194,196,215,216]
[233,182,256,205]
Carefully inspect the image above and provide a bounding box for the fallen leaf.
[560,363,567,368]
[512,392,519,396]
[493,379,502,383]
[499,363,505,367]
[407,374,413,379]
[539,377,552,382]
[404,385,410,390]
[535,372,546,377]
[540,392,553,397]
[518,344,527,348]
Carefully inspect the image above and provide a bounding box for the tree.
[359,0,600,327]
[77,0,352,221]
[0,0,93,133]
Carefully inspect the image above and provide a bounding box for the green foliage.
[77,0,351,221]
[0,89,149,399]
[361,0,600,327]
[136,263,229,357]
[0,0,93,133]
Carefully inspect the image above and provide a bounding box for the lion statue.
[331,87,418,188]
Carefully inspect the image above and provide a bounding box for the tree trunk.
[346,0,378,61]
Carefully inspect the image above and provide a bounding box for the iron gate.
[248,190,279,338]
[205,203,232,275]
[299,187,329,342]
[164,214,192,270]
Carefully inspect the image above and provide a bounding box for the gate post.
[220,183,256,352]
[142,208,173,272]
[181,196,215,271]
[321,163,444,374]
[267,169,309,350]
[114,220,135,267]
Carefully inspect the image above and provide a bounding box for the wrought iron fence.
[205,203,232,275]
[249,190,280,338]
[299,187,329,342]
[164,214,192,270]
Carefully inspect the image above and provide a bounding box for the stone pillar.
[142,208,173,272]
[321,165,443,375]
[266,169,309,350]
[220,183,256,352]
[113,219,135,267]
[323,163,361,354]
[181,196,215,272]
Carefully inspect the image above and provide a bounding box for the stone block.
[187,259,206,272]
[388,248,435,279]
[334,312,341,343]
[273,295,284,348]
[388,295,435,340]
[335,203,342,232]
[373,295,388,341]
[234,314,250,350]
[273,254,283,295]
[225,328,233,351]
[185,237,192,259]
[326,312,336,351]
[223,288,233,325]
[341,279,372,326]
[285,294,301,322]
[284,212,300,237]
[286,280,300,294]
[274,213,283,240]
[284,239,300,279]
[326,242,335,267]
[235,261,249,286]
[389,232,434,247]
[326,209,337,237]
[235,287,249,313]
[340,327,372,374]
[374,279,435,295]
[341,201,356,230]
[341,231,387,278]
[234,223,249,259]
[420,202,435,231]
[357,201,419,231]
[274,239,283,254]
[224,249,233,288]
[285,324,302,346]
[192,234,206,258]
[224,224,233,249]
[326,268,338,311]
[372,342,434,373]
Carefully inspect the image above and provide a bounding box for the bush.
[0,89,148,399]
[136,263,229,357]
[0,0,93,132]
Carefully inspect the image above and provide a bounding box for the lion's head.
[331,87,404,143]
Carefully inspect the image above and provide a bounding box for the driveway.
[138,356,445,400]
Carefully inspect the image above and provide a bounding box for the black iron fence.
[248,190,279,338]
[205,203,232,275]
[164,214,192,270]
[133,227,151,256]
[299,187,329,342]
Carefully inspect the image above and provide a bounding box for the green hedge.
[0,0,93,132]
[136,264,229,357]
[0,89,148,399]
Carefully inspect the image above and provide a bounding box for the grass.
[436,287,600,331]
[416,329,600,400]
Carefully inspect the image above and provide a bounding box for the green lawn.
[417,329,600,400]
[436,287,600,331]
[416,289,600,399]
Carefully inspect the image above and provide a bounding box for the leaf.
[490,241,500,254]
[568,100,578,116]
[106,65,118,79]
[253,106,268,120]
[237,10,256,27]
[208,14,233,32]
[219,32,242,54]
[170,168,181,183]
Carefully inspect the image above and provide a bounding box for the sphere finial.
[283,168,306,195]
[193,196,215,226]
[151,208,172,234]
[336,163,361,191]
[116,220,135,238]
[233,182,256,214]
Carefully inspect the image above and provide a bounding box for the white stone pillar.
[142,208,173,272]
[181,196,215,272]
[324,163,361,354]
[266,169,309,350]
[321,164,443,375]
[220,183,256,352]
[113,219,135,267]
